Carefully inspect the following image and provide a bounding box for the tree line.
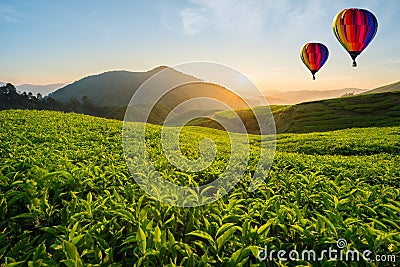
[0,83,121,118]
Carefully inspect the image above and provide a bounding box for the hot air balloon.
[333,8,378,67]
[300,43,329,80]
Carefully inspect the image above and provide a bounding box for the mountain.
[49,66,199,107]
[50,67,253,124]
[265,96,289,105]
[0,82,65,96]
[265,88,368,104]
[248,96,287,105]
[269,81,400,105]
[361,81,400,95]
[17,83,65,96]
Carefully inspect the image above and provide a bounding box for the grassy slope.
[361,81,400,95]
[274,91,400,133]
[0,110,399,266]
[194,91,400,134]
[192,105,288,134]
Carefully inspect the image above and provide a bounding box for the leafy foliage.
[0,110,399,266]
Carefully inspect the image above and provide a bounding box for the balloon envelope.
[333,8,378,67]
[300,43,329,80]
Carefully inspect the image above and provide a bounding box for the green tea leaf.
[186,230,214,245]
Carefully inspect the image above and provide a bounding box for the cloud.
[179,0,271,35]
[177,0,332,36]
[180,8,208,35]
[0,6,20,23]
[379,59,400,65]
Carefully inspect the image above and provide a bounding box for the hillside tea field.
[0,110,399,266]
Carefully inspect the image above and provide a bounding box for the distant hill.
[49,67,200,107]
[50,67,257,124]
[17,83,65,96]
[249,96,287,105]
[361,81,400,95]
[192,91,400,134]
[265,88,368,104]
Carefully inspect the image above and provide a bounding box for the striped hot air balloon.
[300,43,329,80]
[333,8,378,67]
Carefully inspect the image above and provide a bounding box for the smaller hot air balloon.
[333,8,378,67]
[300,43,329,80]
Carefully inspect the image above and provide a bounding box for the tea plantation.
[0,110,399,266]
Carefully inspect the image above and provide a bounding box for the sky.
[1,0,399,93]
